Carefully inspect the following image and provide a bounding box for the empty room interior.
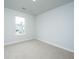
[4,0,74,59]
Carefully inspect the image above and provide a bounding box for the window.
[15,16,25,35]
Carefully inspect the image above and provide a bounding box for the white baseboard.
[4,39,33,46]
[37,39,74,53]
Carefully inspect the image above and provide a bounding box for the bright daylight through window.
[15,16,25,35]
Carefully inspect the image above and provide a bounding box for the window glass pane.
[15,16,25,35]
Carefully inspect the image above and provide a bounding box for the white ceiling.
[4,0,73,16]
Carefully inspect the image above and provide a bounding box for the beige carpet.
[4,39,74,59]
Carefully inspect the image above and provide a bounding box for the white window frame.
[15,16,26,35]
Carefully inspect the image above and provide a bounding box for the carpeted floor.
[4,39,74,59]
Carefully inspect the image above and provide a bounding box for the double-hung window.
[15,16,25,35]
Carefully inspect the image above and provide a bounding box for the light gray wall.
[36,2,74,51]
[4,8,35,44]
